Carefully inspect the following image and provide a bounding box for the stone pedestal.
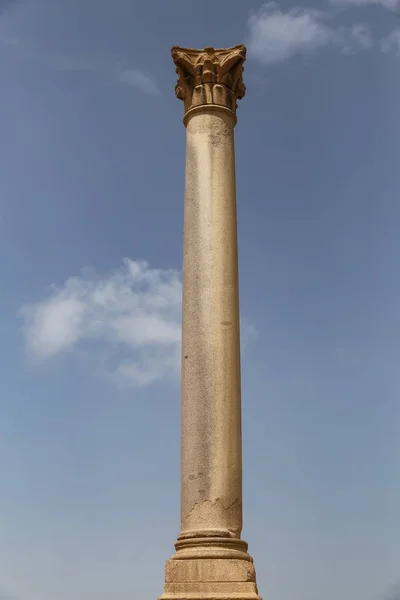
[159,45,262,600]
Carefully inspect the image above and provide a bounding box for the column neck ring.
[183,104,237,128]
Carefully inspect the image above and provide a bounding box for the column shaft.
[180,108,242,539]
[159,43,262,600]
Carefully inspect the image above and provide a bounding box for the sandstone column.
[159,45,262,600]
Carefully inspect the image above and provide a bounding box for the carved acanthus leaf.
[171,45,246,116]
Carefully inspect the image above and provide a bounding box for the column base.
[158,533,262,600]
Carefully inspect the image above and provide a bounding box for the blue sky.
[0,0,400,599]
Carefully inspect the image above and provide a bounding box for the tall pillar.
[159,45,262,600]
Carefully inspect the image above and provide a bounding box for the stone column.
[159,45,262,600]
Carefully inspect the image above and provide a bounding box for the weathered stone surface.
[171,45,246,119]
[158,45,262,600]
[165,558,256,583]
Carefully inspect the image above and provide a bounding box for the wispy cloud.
[0,35,160,95]
[115,68,160,95]
[51,56,160,94]
[346,23,374,49]
[381,28,400,53]
[329,0,400,9]
[381,581,400,600]
[0,33,19,46]
[241,321,258,351]
[247,2,372,64]
[19,260,257,388]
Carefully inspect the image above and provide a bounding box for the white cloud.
[20,260,182,386]
[330,0,400,9]
[247,3,334,64]
[340,23,374,52]
[115,68,160,95]
[247,2,372,64]
[381,28,400,54]
[348,24,374,48]
[23,295,87,359]
[20,260,256,388]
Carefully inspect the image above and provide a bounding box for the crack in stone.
[185,497,241,518]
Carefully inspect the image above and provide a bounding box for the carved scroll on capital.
[171,45,246,118]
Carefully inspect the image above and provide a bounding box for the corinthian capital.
[171,45,246,119]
